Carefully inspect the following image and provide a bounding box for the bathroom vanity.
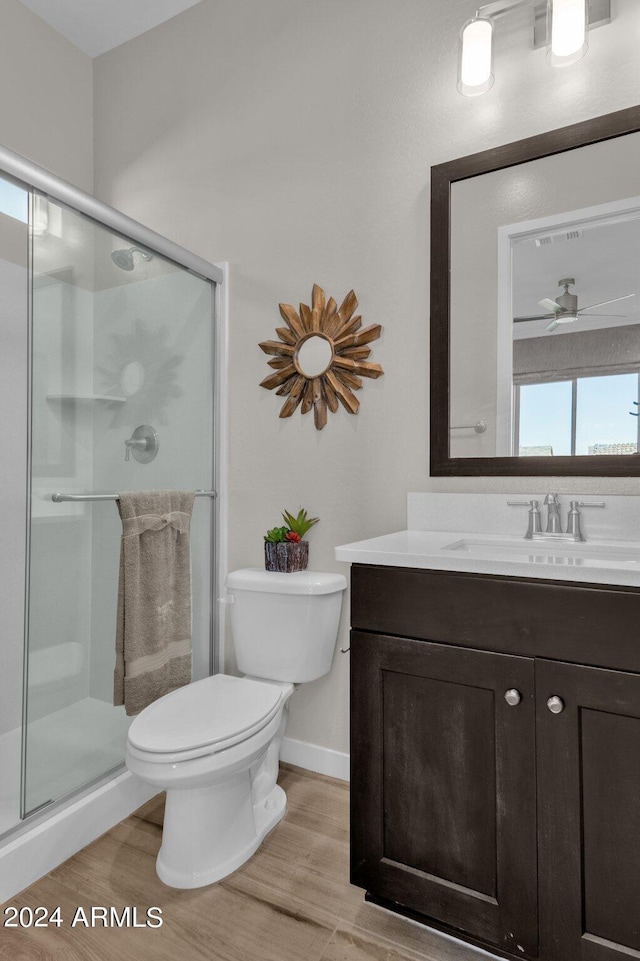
[339,104,640,961]
[337,494,640,961]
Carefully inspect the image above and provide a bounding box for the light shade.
[547,0,588,67]
[458,18,494,97]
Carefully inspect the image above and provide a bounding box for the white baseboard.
[281,736,349,782]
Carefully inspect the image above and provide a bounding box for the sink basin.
[334,493,640,588]
[335,528,640,587]
[441,537,640,568]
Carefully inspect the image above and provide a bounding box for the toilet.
[126,568,347,889]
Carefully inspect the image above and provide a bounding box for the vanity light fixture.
[458,0,609,96]
[547,0,588,66]
[458,17,494,97]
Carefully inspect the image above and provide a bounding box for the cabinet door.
[351,631,537,956]
[537,659,640,961]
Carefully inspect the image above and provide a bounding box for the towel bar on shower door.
[51,490,217,502]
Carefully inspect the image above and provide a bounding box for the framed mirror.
[430,104,640,476]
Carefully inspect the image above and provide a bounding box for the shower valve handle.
[124,426,159,464]
[124,436,148,460]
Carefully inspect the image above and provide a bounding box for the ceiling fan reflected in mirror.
[513,278,636,333]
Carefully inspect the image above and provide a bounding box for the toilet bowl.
[126,568,346,888]
[127,673,293,888]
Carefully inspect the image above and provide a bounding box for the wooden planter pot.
[264,540,309,573]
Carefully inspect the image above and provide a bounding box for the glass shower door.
[23,193,214,816]
[0,174,29,837]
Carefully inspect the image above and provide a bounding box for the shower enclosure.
[0,148,223,853]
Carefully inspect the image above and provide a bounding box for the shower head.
[111,246,153,271]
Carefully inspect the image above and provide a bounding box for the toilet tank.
[225,569,347,683]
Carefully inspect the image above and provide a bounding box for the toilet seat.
[128,674,283,762]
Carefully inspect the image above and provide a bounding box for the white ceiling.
[18,0,202,58]
[512,215,640,340]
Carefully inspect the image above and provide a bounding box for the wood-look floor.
[0,766,485,961]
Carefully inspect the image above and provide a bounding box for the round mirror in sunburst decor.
[259,284,383,430]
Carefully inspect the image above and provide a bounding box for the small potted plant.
[264,508,319,573]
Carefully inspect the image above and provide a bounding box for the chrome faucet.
[507,496,605,541]
[544,493,562,533]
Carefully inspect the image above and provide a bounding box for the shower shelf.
[46,393,127,404]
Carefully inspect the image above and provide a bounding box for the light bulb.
[458,18,494,97]
[547,0,588,68]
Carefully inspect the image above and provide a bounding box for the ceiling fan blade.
[546,319,560,332]
[579,294,636,312]
[539,298,563,312]
[574,313,628,318]
[513,314,556,323]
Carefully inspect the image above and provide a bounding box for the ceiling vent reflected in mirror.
[534,229,582,246]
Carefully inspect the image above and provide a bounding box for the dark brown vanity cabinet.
[350,565,640,961]
[536,659,640,961]
[351,630,539,957]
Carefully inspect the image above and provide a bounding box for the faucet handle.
[566,501,584,541]
[566,501,605,542]
[507,499,542,539]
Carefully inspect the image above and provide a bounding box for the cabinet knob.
[547,695,565,714]
[504,688,522,707]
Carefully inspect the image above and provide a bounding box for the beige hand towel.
[114,490,196,716]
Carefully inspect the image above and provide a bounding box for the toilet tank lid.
[226,568,347,595]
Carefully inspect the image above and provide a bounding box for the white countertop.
[335,529,640,588]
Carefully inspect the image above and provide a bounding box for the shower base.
[0,696,131,836]
[0,696,155,904]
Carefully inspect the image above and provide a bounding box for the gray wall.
[92,0,640,757]
[0,0,93,192]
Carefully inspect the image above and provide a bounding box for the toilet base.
[156,783,287,889]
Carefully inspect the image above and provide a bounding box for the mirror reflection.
[512,220,639,457]
[295,334,333,378]
[449,131,640,459]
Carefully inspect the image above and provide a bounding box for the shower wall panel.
[90,268,214,702]
[28,278,94,723]
[0,225,27,739]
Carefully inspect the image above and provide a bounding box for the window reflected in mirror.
[516,373,640,457]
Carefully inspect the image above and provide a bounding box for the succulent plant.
[281,508,319,539]
[264,526,289,543]
[264,508,319,544]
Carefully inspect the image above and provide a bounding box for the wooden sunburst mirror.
[259,284,383,430]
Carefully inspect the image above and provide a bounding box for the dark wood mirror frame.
[430,104,640,477]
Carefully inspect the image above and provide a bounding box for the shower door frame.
[0,143,226,832]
